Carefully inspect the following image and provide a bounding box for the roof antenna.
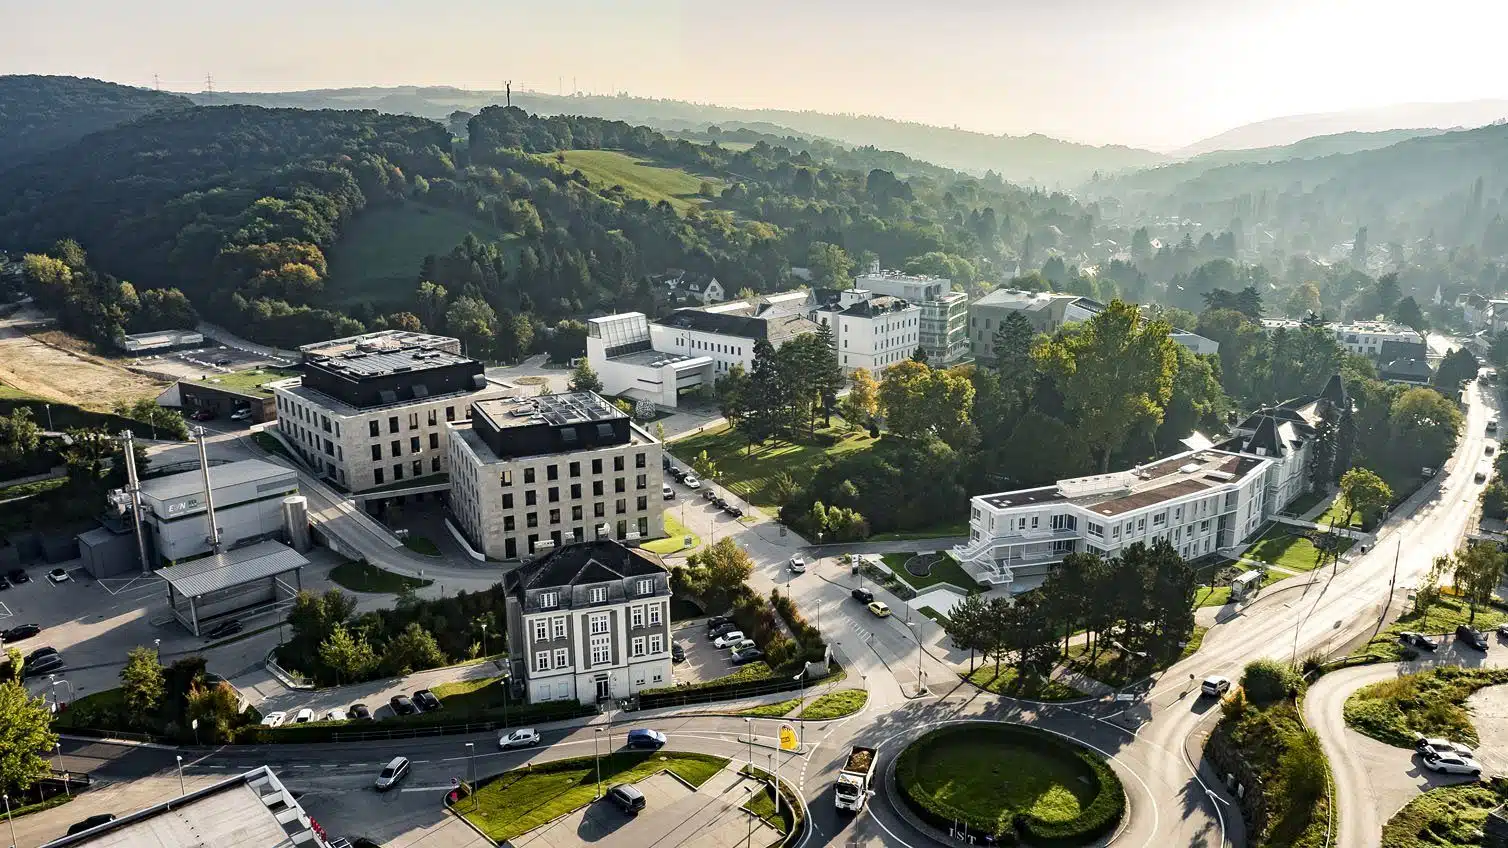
[505,80,512,107]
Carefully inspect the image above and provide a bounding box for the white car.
[323,708,347,722]
[230,407,252,421]
[726,638,756,655]
[788,555,807,573]
[499,728,541,749]
[260,711,287,728]
[46,568,71,584]
[1415,735,1473,758]
[682,473,701,489]
[1421,752,1483,776]
[662,484,675,500]
[713,630,746,649]
[375,756,411,791]
[293,707,315,724]
[1201,676,1231,698]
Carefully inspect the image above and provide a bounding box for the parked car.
[851,587,874,604]
[671,643,686,663]
[230,407,252,422]
[389,695,418,716]
[706,616,733,632]
[1,624,40,643]
[668,467,687,481]
[213,357,233,367]
[324,708,348,722]
[722,503,744,518]
[1476,469,1488,483]
[662,484,675,500]
[732,647,765,665]
[606,783,647,814]
[682,473,701,489]
[260,711,288,728]
[1415,735,1474,758]
[1420,751,1483,776]
[47,568,71,584]
[1456,624,1490,651]
[499,728,541,749]
[294,708,315,724]
[23,654,63,677]
[710,494,727,509]
[788,555,807,574]
[626,729,667,749]
[708,622,739,640]
[26,646,58,664]
[701,488,715,500]
[1399,631,1440,651]
[375,756,411,791]
[205,619,243,640]
[713,630,746,649]
[66,814,116,835]
[867,601,891,618]
[6,569,30,584]
[1200,676,1231,697]
[726,638,756,655]
[414,689,442,712]
[349,703,373,721]
[189,409,216,422]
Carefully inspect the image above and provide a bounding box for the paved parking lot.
[505,767,780,848]
[671,621,750,686]
[130,343,290,381]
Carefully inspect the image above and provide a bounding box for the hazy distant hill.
[0,75,193,167]
[186,85,1164,186]
[1179,100,1508,155]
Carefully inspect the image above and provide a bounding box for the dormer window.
[539,591,559,609]
[636,579,653,595]
[590,587,607,604]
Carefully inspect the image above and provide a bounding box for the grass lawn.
[738,698,800,718]
[52,688,125,730]
[880,552,978,591]
[1344,666,1508,748]
[326,205,504,307]
[428,676,516,717]
[402,535,442,556]
[1063,626,1208,688]
[0,476,66,501]
[191,368,297,398]
[464,751,729,842]
[669,421,873,513]
[740,765,796,834]
[328,559,432,593]
[1244,527,1353,573]
[6,794,73,819]
[552,150,715,214]
[962,665,1083,701]
[1194,585,1231,607]
[0,381,39,400]
[642,512,700,555]
[1382,782,1508,848]
[906,726,1097,828]
[1360,597,1508,661]
[867,520,972,542]
[1315,496,1365,529]
[797,689,867,720]
[918,606,952,627]
[1279,490,1327,517]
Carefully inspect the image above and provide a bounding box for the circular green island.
[894,723,1125,845]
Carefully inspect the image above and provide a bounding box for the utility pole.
[119,430,151,574]
[205,73,214,104]
[505,80,512,107]
[195,427,222,555]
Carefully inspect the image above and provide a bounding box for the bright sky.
[6,0,1508,149]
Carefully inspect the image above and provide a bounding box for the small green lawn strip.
[796,689,867,720]
[918,605,952,626]
[642,512,700,555]
[738,698,800,718]
[464,751,729,842]
[1360,597,1508,661]
[668,421,871,513]
[401,535,442,556]
[1343,666,1508,748]
[1062,626,1207,687]
[5,794,74,819]
[1244,527,1353,573]
[328,559,432,593]
[962,666,1083,701]
[880,552,977,591]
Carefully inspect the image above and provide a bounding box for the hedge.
[894,723,1125,846]
[638,661,842,710]
[235,700,593,744]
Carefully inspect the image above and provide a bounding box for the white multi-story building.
[854,267,970,365]
[503,540,673,705]
[447,392,665,560]
[271,331,510,496]
[811,289,922,376]
[1261,319,1425,358]
[970,289,1218,363]
[954,376,1348,590]
[586,307,818,408]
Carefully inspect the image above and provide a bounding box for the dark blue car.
[626,728,667,749]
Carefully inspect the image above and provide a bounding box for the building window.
[614,456,625,472]
[539,591,559,609]
[615,498,627,515]
[551,647,567,668]
[369,420,380,437]
[570,461,581,477]
[572,505,583,521]
[636,473,647,490]
[412,460,422,477]
[1153,512,1167,527]
[503,493,514,509]
[614,478,626,493]
[1087,521,1104,538]
[525,490,537,506]
[445,406,455,422]
[637,517,649,537]
[548,487,559,503]
[631,606,644,628]
[533,620,548,641]
[590,635,611,665]
[593,481,604,496]
[428,409,437,426]
[636,496,647,511]
[589,611,609,632]
[592,458,603,474]
[553,616,567,638]
[590,587,608,605]
[635,452,646,468]
[408,412,419,430]
[594,503,605,518]
[526,513,538,528]
[374,468,384,485]
[549,508,560,525]
[501,470,513,487]
[631,636,646,657]
[1138,518,1146,532]
[389,416,399,434]
[393,464,403,481]
[432,456,441,473]
[547,464,559,481]
[648,603,662,625]
[636,579,653,596]
[535,651,550,672]
[649,634,664,653]
[371,444,382,461]
[571,483,581,499]
[524,467,536,484]
[391,440,401,457]
[410,436,420,453]
[504,515,515,531]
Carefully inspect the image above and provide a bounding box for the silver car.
[1420,752,1483,777]
[375,756,411,791]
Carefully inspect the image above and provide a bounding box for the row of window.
[277,394,339,437]
[530,633,667,673]
[371,458,441,486]
[502,520,650,559]
[502,454,647,486]
[501,477,648,507]
[371,433,441,461]
[503,497,649,531]
[535,578,657,612]
[365,407,457,437]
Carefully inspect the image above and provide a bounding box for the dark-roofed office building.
[503,539,672,704]
[447,392,665,561]
[272,331,511,493]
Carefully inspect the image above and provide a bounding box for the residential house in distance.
[810,288,921,377]
[503,540,673,705]
[854,265,971,365]
[968,289,1218,364]
[1262,318,1425,359]
[446,391,665,560]
[953,376,1348,590]
[270,330,511,498]
[1459,293,1490,329]
[654,269,724,305]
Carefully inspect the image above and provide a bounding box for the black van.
[607,784,646,814]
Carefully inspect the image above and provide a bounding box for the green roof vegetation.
[190,368,298,398]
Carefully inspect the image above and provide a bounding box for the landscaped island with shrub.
[894,722,1125,845]
[1344,666,1508,749]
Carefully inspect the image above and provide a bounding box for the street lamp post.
[175,755,185,795]
[593,729,604,799]
[4,792,16,848]
[907,621,926,696]
[793,672,805,749]
[480,623,488,660]
[55,743,69,797]
[743,717,754,769]
[192,718,200,746]
[465,742,477,811]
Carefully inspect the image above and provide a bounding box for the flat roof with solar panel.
[294,341,488,411]
[465,391,651,460]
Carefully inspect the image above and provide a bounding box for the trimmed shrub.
[1241,658,1302,704]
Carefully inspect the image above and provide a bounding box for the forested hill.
[187,85,1164,186]
[0,75,193,167]
[0,102,1097,351]
[1086,123,1508,258]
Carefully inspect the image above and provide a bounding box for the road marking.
[400,785,454,792]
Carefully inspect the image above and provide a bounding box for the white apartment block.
[855,267,971,365]
[954,376,1348,590]
[811,289,922,376]
[503,540,673,705]
[447,392,664,561]
[1261,319,1425,358]
[271,331,510,494]
[969,289,1218,363]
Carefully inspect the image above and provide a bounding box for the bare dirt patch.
[0,323,166,409]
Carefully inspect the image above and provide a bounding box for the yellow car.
[867,601,891,618]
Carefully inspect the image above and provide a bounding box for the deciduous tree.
[567,360,603,393]
[121,646,165,722]
[0,662,57,792]
[1337,467,1392,529]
